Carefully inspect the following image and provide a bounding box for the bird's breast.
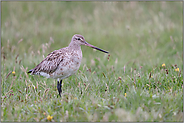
[50,50,82,79]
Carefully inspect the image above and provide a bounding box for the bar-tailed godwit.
[28,34,108,97]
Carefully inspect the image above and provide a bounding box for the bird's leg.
[57,79,62,97]
[60,79,62,94]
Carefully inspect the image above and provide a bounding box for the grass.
[1,1,183,122]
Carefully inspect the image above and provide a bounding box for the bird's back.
[28,46,82,79]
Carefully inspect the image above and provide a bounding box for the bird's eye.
[77,38,81,40]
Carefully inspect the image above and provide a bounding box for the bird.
[28,34,109,97]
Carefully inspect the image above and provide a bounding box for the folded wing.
[28,49,64,75]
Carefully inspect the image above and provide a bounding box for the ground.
[1,1,183,122]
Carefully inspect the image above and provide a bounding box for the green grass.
[1,1,183,122]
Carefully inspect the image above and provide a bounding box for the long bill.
[85,43,109,53]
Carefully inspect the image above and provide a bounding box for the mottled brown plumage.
[28,34,108,97]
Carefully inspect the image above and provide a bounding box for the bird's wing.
[31,49,65,75]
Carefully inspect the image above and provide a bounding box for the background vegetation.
[1,1,183,122]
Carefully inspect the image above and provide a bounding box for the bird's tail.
[27,69,33,74]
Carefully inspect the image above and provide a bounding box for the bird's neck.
[68,42,81,51]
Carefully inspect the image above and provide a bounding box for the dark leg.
[57,79,62,97]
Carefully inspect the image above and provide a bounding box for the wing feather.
[31,49,65,75]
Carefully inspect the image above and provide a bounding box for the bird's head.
[71,34,109,54]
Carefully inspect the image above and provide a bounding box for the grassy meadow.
[1,1,183,122]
